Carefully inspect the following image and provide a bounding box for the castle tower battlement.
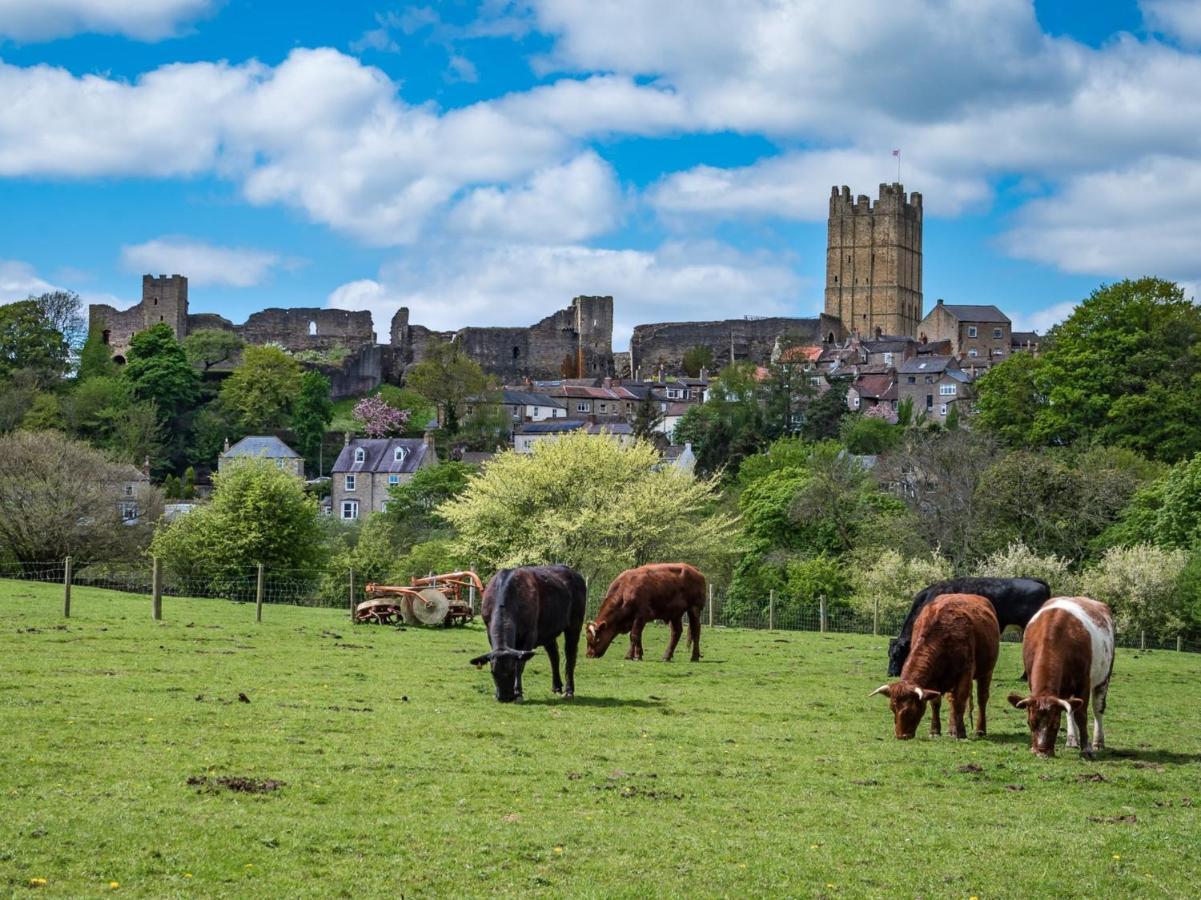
[141,274,189,340]
[825,183,922,338]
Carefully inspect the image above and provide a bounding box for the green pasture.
[2,579,1200,898]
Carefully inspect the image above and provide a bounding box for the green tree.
[0,430,160,564]
[1103,452,1201,550]
[672,363,771,477]
[800,377,849,441]
[972,351,1044,447]
[682,345,715,377]
[219,344,302,431]
[1029,278,1201,461]
[30,290,86,350]
[1083,544,1189,641]
[124,324,199,426]
[382,461,474,538]
[183,328,244,371]
[0,299,69,381]
[291,370,333,471]
[21,392,65,431]
[457,396,512,450]
[438,432,738,587]
[77,329,118,381]
[841,415,901,454]
[151,458,324,589]
[405,338,489,433]
[631,393,665,440]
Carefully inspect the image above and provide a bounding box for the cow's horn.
[1054,698,1073,713]
[868,684,891,698]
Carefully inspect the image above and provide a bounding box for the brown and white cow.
[585,563,705,662]
[870,593,999,740]
[1008,596,1114,758]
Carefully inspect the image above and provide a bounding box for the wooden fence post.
[819,594,827,634]
[708,583,714,628]
[768,590,774,631]
[349,568,356,622]
[255,562,264,623]
[1140,630,1146,652]
[62,556,72,618]
[151,557,162,621]
[872,597,879,636]
[1177,635,1184,653]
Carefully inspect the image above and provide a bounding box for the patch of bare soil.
[187,775,285,794]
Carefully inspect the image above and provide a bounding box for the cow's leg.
[1065,707,1081,748]
[1074,704,1092,757]
[515,658,527,703]
[950,676,971,739]
[686,607,702,661]
[1092,680,1108,751]
[563,627,579,699]
[975,676,989,737]
[544,638,563,694]
[663,617,683,661]
[928,694,942,737]
[626,616,646,661]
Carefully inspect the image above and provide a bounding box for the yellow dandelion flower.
[1113,854,1121,860]
[109,881,120,889]
[29,877,47,887]
[244,864,254,869]
[553,847,563,854]
[184,874,193,879]
[827,884,835,889]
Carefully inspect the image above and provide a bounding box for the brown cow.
[870,593,999,739]
[1008,597,1114,758]
[585,563,705,662]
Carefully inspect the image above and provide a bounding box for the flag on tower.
[891,149,900,157]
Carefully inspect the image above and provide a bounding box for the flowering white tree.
[1082,544,1188,645]
[849,549,952,623]
[976,541,1078,596]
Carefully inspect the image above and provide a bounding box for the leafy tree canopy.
[682,344,715,377]
[0,299,70,381]
[218,344,302,431]
[183,328,244,371]
[291,370,333,467]
[405,338,489,433]
[124,324,199,418]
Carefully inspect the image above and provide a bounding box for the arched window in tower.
[512,346,520,359]
[101,330,111,345]
[308,321,317,336]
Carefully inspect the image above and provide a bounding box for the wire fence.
[2,558,1199,654]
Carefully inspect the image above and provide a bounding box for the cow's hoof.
[1081,749,1095,760]
[1066,737,1080,749]
[975,730,986,737]
[553,686,562,694]
[563,691,574,700]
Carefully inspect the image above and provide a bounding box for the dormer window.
[393,447,407,463]
[353,448,365,463]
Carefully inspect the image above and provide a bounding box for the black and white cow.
[470,565,586,703]
[887,577,1050,676]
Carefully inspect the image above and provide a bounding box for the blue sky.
[2,0,1200,348]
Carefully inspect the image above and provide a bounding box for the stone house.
[896,356,972,423]
[330,435,438,520]
[846,374,898,416]
[501,390,567,422]
[218,436,305,477]
[917,300,1011,362]
[513,420,635,454]
[111,463,152,523]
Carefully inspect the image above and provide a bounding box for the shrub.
[1082,544,1189,639]
[975,541,1078,596]
[848,549,953,620]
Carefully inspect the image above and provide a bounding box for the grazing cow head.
[585,620,617,658]
[886,637,909,677]
[1008,693,1084,757]
[869,681,942,740]
[470,648,537,703]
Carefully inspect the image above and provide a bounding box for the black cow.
[469,565,586,703]
[887,577,1050,676]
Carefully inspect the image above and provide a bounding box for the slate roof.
[937,304,1010,324]
[516,420,587,435]
[1011,331,1041,345]
[851,374,895,400]
[331,438,432,474]
[502,390,566,409]
[898,355,960,375]
[861,338,913,353]
[222,436,301,459]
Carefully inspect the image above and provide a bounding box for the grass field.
[2,580,1201,898]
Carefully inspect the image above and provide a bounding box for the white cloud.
[449,152,622,242]
[1002,156,1201,287]
[1142,0,1201,46]
[1011,300,1076,334]
[0,0,214,41]
[121,238,282,288]
[652,149,989,221]
[0,259,56,303]
[327,240,804,349]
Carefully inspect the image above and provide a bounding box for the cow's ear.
[517,650,537,662]
[1008,693,1031,709]
[469,653,492,668]
[1068,697,1085,711]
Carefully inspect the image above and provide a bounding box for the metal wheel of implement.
[398,593,418,625]
[412,588,450,625]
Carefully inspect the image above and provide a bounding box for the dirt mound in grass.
[188,775,285,794]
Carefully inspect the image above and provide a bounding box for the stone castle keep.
[90,183,923,395]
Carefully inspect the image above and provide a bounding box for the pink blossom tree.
[352,396,410,438]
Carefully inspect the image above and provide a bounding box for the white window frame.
[940,384,957,396]
[883,352,893,364]
[967,326,978,338]
[393,447,406,463]
[388,473,400,485]
[341,500,359,520]
[345,474,356,492]
[353,448,365,463]
[939,403,948,416]
[576,402,589,412]
[993,327,1003,339]
[968,348,978,358]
